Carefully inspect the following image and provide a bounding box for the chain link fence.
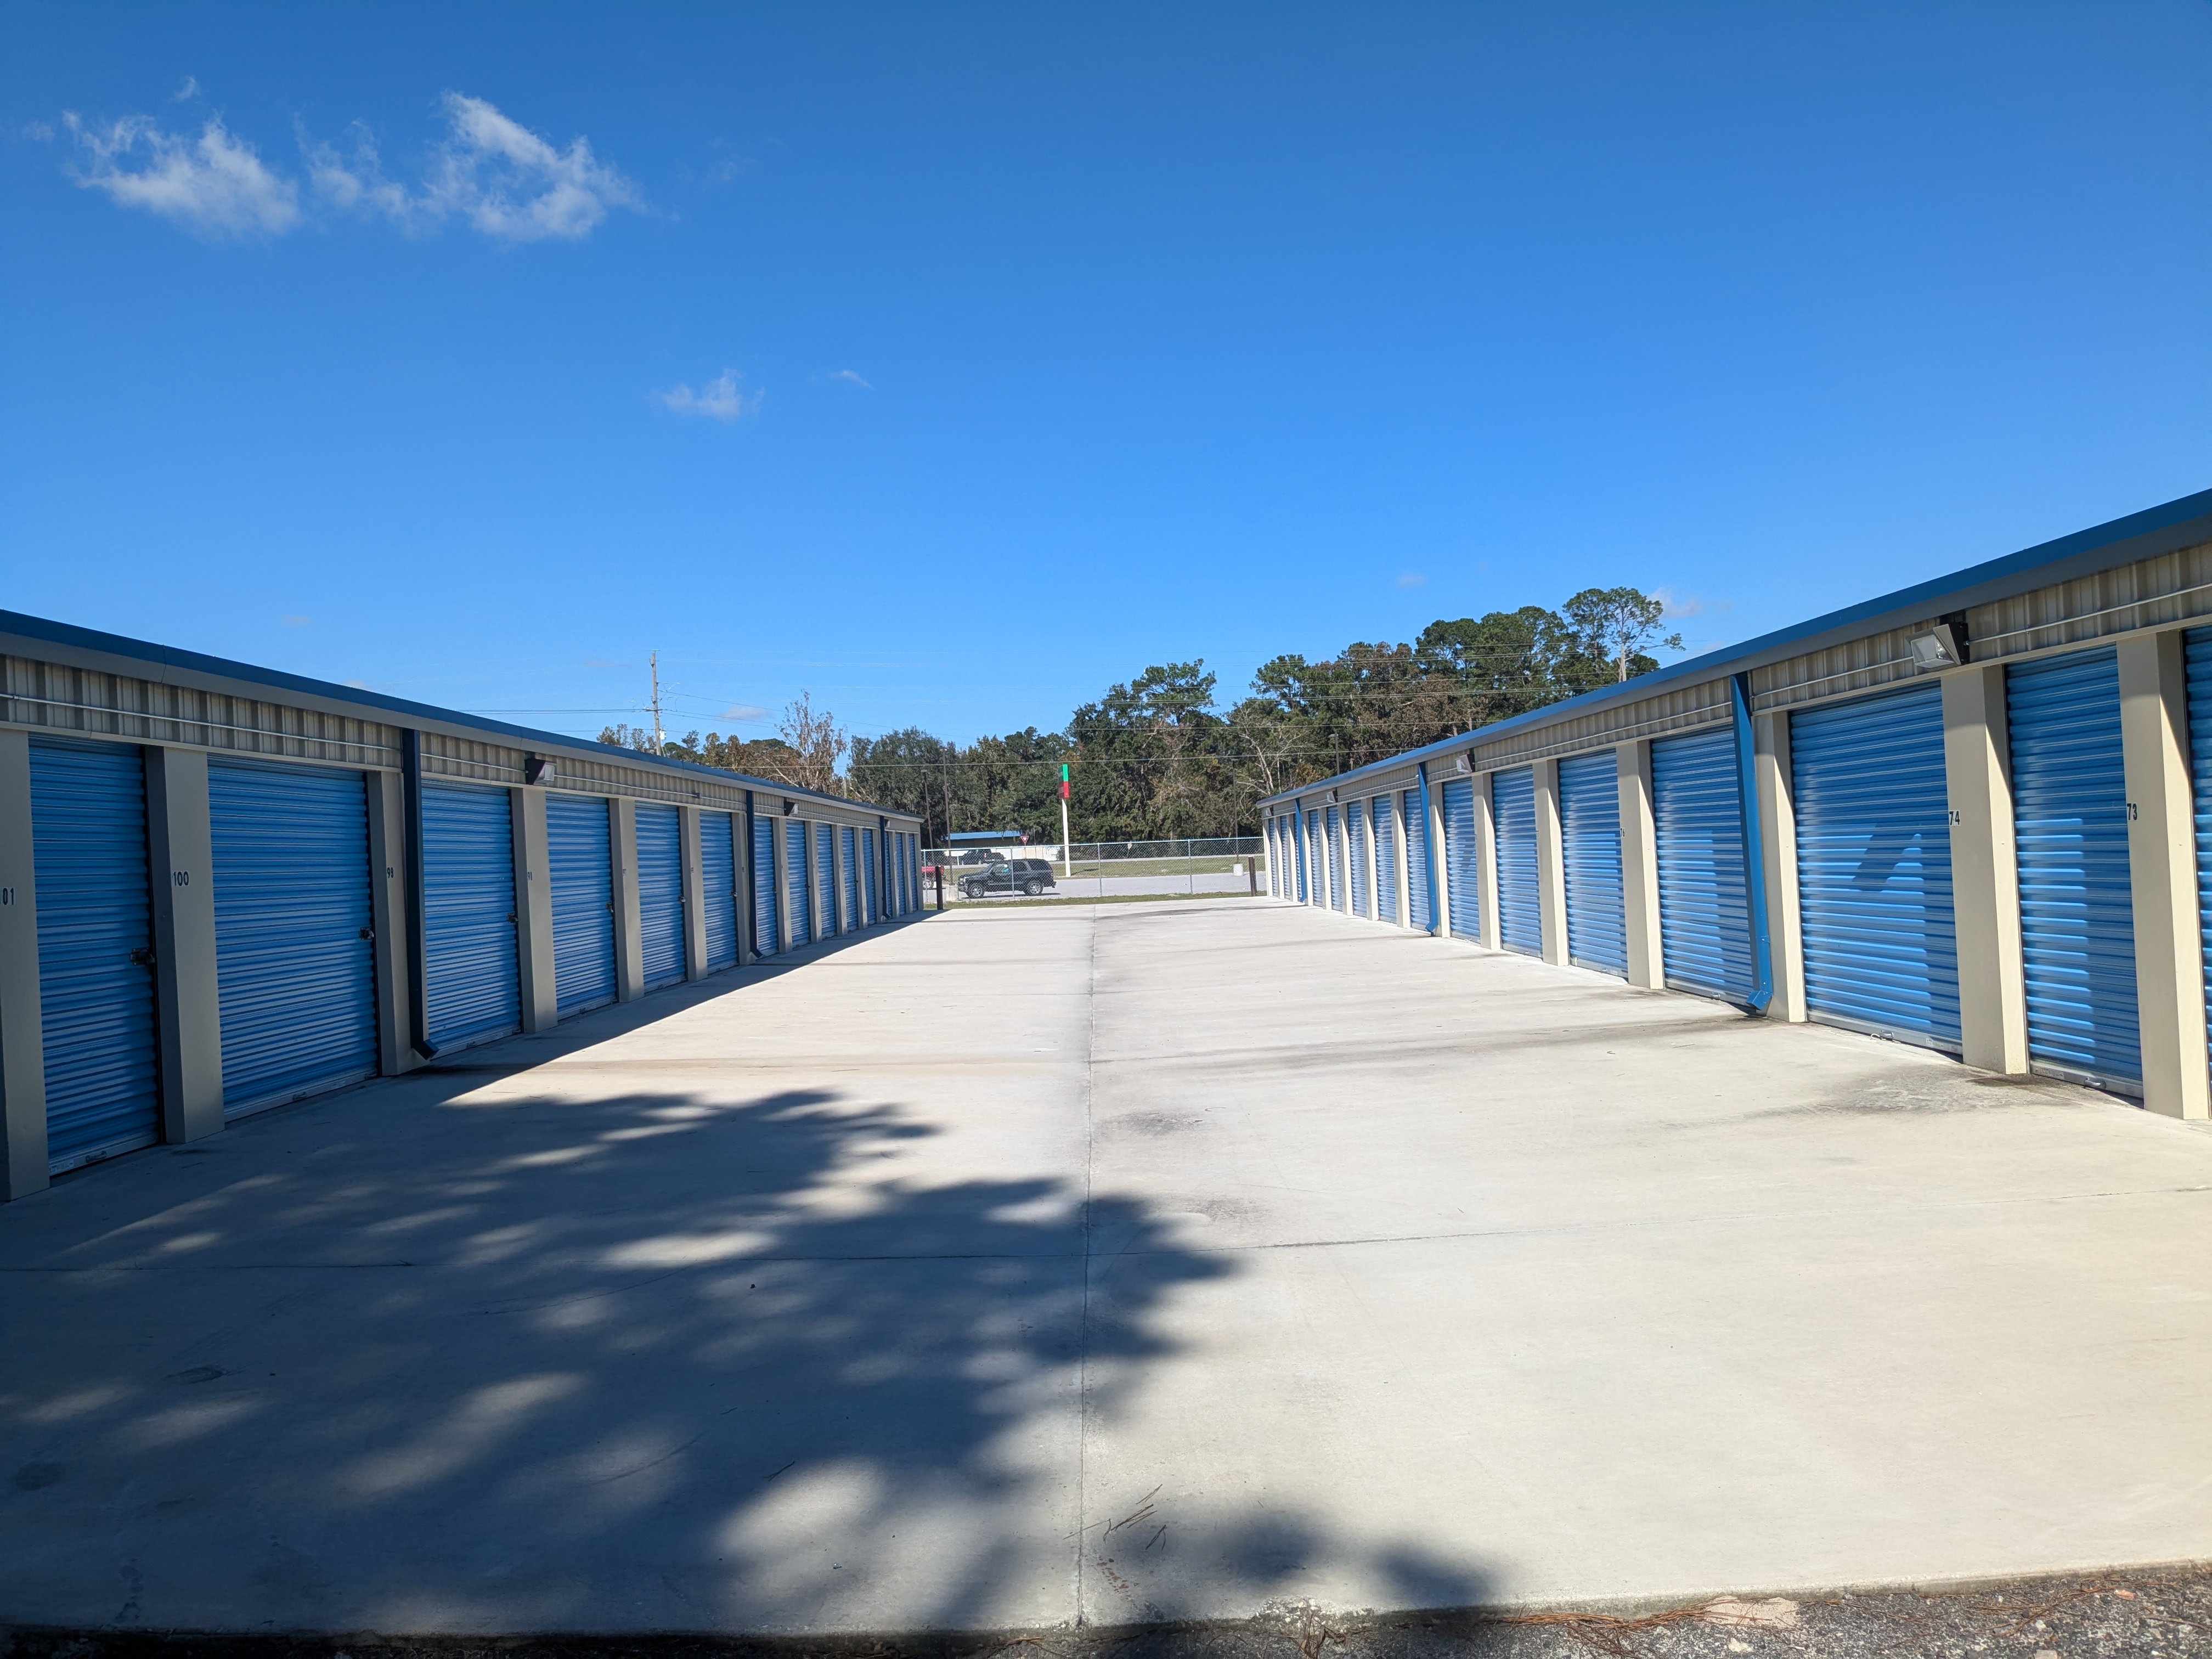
[919,837,1269,905]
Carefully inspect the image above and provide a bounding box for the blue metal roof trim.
[0,606,909,819]
[1261,488,2212,808]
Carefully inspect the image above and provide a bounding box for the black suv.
[958,858,1058,898]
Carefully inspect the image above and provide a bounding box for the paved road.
[2,900,2208,1638]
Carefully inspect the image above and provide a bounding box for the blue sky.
[4,3,2209,749]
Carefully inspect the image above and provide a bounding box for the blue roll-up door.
[1404,791,1432,930]
[1290,819,1306,902]
[701,811,738,970]
[2008,647,2138,1091]
[548,793,617,1015]
[910,834,922,910]
[786,821,812,946]
[752,814,779,956]
[817,823,838,935]
[1441,778,1480,941]
[1559,752,1627,977]
[841,826,859,930]
[635,802,685,990]
[862,828,878,924]
[2185,630,2212,1076]
[209,757,376,1117]
[1790,684,1961,1051]
[1492,768,1541,957]
[421,782,520,1052]
[29,737,160,1173]
[1348,805,1370,916]
[1651,726,1756,1002]
[1324,806,1342,909]
[1373,796,1400,923]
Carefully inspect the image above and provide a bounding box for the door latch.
[128,946,156,968]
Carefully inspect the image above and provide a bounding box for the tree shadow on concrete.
[0,998,1498,1638]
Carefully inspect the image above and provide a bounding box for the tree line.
[603,586,1681,847]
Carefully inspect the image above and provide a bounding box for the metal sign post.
[1059,763,1073,877]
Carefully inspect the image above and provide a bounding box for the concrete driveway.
[2,900,2208,1637]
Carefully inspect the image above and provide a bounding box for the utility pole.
[650,652,665,752]
[1059,761,1073,877]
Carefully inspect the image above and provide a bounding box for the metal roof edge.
[1259,487,2212,809]
[0,608,915,821]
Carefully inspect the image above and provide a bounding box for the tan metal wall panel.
[0,654,400,769]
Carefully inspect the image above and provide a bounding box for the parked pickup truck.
[958,857,1058,898]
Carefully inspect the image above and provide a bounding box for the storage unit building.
[0,608,922,1200]
[1258,488,2212,1124]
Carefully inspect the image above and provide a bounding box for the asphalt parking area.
[2,900,2207,1641]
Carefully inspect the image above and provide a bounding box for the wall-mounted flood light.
[782,798,797,815]
[1909,618,1968,670]
[1452,754,1472,773]
[523,754,554,786]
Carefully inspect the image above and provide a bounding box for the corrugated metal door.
[1404,791,1432,930]
[209,757,376,1117]
[817,823,838,935]
[1324,806,1343,909]
[1651,726,1756,1001]
[1348,804,1370,916]
[786,821,812,946]
[862,828,878,923]
[1492,768,1541,956]
[635,803,685,990]
[2185,630,2212,1074]
[2008,647,2139,1090]
[1441,778,1480,941]
[29,737,160,1173]
[548,793,617,1014]
[421,782,520,1052]
[701,811,738,970]
[842,826,859,928]
[1790,684,1961,1051]
[1559,752,1627,977]
[1373,796,1400,923]
[752,815,779,953]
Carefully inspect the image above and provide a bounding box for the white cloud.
[280,613,311,626]
[656,369,762,422]
[311,92,642,242]
[1397,572,1427,589]
[718,703,769,723]
[829,369,873,390]
[64,111,300,238]
[172,76,200,103]
[62,91,641,245]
